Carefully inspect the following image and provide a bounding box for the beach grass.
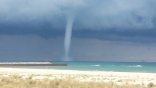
[0,74,154,88]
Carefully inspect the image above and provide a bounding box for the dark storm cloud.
[72,29,156,43]
[1,0,156,42]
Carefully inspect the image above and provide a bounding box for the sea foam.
[122,65,142,67]
[91,64,101,66]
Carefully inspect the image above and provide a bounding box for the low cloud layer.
[1,35,156,61]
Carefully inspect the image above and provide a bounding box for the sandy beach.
[0,67,156,85]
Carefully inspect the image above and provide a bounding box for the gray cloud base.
[0,35,156,62]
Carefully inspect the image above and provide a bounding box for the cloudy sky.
[0,0,156,62]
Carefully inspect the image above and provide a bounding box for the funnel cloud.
[64,15,75,61]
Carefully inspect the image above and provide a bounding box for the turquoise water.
[15,62,156,73]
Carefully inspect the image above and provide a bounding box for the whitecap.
[107,65,115,66]
[127,65,142,67]
[91,64,101,66]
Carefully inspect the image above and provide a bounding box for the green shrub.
[148,82,154,88]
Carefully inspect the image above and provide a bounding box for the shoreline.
[0,67,156,85]
[1,66,156,74]
[1,67,156,74]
